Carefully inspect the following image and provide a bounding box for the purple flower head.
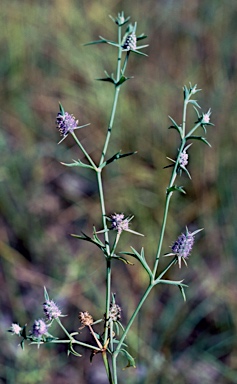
[179,150,189,167]
[56,112,78,137]
[179,143,192,169]
[171,227,203,268]
[122,32,137,51]
[111,213,129,234]
[109,213,144,236]
[43,300,61,321]
[10,323,22,335]
[32,319,48,338]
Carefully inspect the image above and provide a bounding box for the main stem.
[95,25,124,383]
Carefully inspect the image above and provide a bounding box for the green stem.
[46,338,101,351]
[112,284,153,384]
[182,99,188,139]
[186,122,201,138]
[71,131,98,170]
[97,170,111,345]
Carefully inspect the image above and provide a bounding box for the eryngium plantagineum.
[43,300,61,320]
[169,228,203,268]
[56,112,78,137]
[32,319,48,338]
[122,32,137,51]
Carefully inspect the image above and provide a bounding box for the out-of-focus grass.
[1,0,237,383]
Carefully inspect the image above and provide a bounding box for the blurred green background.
[1,0,237,383]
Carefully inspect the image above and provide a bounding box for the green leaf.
[122,247,152,277]
[44,286,50,302]
[119,349,136,369]
[188,135,212,147]
[71,232,107,256]
[158,279,188,287]
[131,49,148,56]
[58,102,64,115]
[167,185,186,194]
[84,38,109,46]
[116,75,133,86]
[60,159,94,169]
[168,116,182,136]
[102,150,137,167]
[112,255,134,265]
[68,342,82,357]
[188,99,201,108]
[137,34,148,41]
[96,77,115,84]
[179,285,187,302]
[179,165,192,180]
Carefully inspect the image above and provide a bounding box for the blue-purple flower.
[165,227,203,268]
[32,319,48,338]
[110,213,144,236]
[56,111,78,137]
[43,300,62,321]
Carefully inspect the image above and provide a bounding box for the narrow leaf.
[179,285,187,302]
[167,185,186,194]
[58,102,64,115]
[44,286,50,302]
[188,135,212,147]
[120,349,136,369]
[116,75,133,86]
[102,151,137,167]
[168,116,182,136]
[188,99,201,109]
[60,159,94,169]
[96,77,115,84]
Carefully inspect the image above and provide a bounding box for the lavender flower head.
[32,319,48,338]
[179,151,188,167]
[56,111,78,137]
[43,300,61,321]
[111,213,129,234]
[10,323,22,335]
[110,213,144,236]
[170,227,203,268]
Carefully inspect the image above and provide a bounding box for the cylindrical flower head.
[56,112,78,137]
[171,228,202,268]
[179,150,189,167]
[122,32,137,51]
[32,319,48,338]
[43,300,61,320]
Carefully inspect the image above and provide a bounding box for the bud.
[109,303,122,322]
[122,32,137,51]
[202,108,212,124]
[78,311,93,329]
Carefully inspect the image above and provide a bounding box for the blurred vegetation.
[0,0,237,383]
